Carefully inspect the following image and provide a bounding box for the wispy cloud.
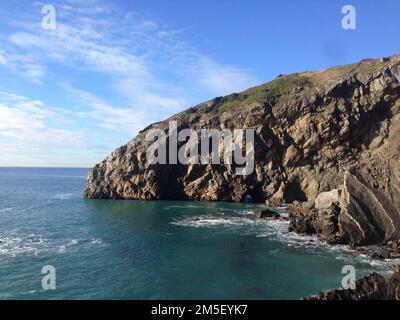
[180,57,259,97]
[61,84,153,135]
[0,0,259,166]
[0,90,83,146]
[0,52,7,66]
[5,0,259,103]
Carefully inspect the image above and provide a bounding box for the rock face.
[315,189,341,210]
[288,169,400,246]
[85,55,400,246]
[306,266,400,300]
[254,209,280,219]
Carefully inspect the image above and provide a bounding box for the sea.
[0,167,398,299]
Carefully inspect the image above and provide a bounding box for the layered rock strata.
[85,55,400,247]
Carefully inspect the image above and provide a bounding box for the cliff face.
[85,55,400,246]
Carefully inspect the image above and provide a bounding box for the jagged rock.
[305,272,388,300]
[287,203,317,235]
[283,145,301,167]
[306,265,400,300]
[387,266,400,299]
[339,171,400,246]
[390,240,400,251]
[266,198,283,208]
[288,214,316,235]
[314,204,344,244]
[85,55,400,247]
[254,209,280,219]
[370,250,391,260]
[315,189,341,209]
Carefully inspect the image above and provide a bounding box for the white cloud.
[0,90,100,166]
[7,21,186,117]
[0,53,7,66]
[195,58,259,96]
[0,90,84,146]
[0,1,260,166]
[24,64,46,84]
[61,85,149,135]
[5,3,258,108]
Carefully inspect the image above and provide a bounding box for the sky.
[0,0,399,167]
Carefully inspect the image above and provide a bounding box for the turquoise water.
[0,168,397,299]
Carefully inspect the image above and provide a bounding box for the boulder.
[283,145,302,167]
[266,198,283,208]
[254,209,280,219]
[288,211,317,235]
[387,266,400,299]
[314,204,343,244]
[315,189,341,210]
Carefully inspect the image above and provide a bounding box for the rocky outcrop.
[254,209,280,219]
[306,266,400,300]
[288,170,400,246]
[85,54,400,246]
[315,189,341,210]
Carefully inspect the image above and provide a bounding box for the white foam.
[170,210,400,275]
[0,232,50,257]
[57,239,80,253]
[0,231,106,257]
[90,238,105,246]
[171,215,265,228]
[165,205,206,210]
[237,210,255,216]
[55,193,75,200]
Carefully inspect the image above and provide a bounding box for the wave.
[0,233,50,257]
[57,239,79,253]
[165,205,207,210]
[171,215,264,228]
[54,193,76,200]
[90,238,106,246]
[0,207,14,213]
[237,210,256,215]
[170,212,400,275]
[0,232,106,257]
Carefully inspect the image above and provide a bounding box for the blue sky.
[0,0,399,167]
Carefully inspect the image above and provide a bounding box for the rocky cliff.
[85,55,400,247]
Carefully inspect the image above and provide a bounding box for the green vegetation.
[170,55,399,121]
[172,111,192,123]
[211,73,310,114]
